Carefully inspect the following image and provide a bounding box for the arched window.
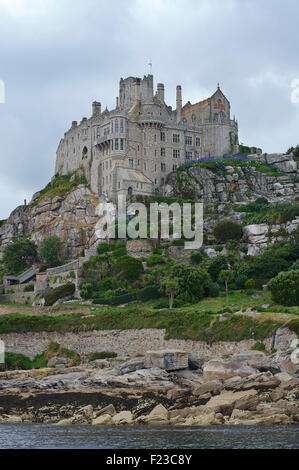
[128,186,133,195]
[82,146,88,158]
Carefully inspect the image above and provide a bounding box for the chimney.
[176,85,182,123]
[116,97,119,108]
[71,121,78,128]
[157,83,164,102]
[92,101,101,117]
[134,78,141,104]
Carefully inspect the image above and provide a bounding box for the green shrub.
[208,255,229,282]
[279,204,299,224]
[136,285,162,301]
[153,297,184,309]
[44,283,75,306]
[245,279,256,289]
[88,351,117,361]
[39,235,64,268]
[23,284,34,292]
[251,342,266,351]
[268,270,299,306]
[289,260,299,271]
[146,254,165,267]
[205,282,220,298]
[1,352,33,370]
[80,282,94,300]
[97,243,110,254]
[171,239,185,246]
[93,292,136,305]
[215,245,224,252]
[3,237,37,275]
[112,255,144,280]
[234,262,250,288]
[213,220,243,243]
[190,251,204,264]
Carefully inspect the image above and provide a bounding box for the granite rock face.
[0,185,100,259]
[145,350,189,371]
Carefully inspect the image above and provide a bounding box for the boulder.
[112,411,133,425]
[58,418,74,425]
[274,328,298,351]
[206,389,258,415]
[94,404,116,418]
[141,404,169,425]
[192,379,224,397]
[92,414,113,425]
[202,359,257,380]
[145,350,188,371]
[119,358,145,375]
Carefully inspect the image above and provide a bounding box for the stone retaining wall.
[0,328,273,360]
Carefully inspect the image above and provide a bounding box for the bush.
[93,292,136,305]
[44,283,75,306]
[88,351,117,361]
[171,239,185,246]
[245,279,256,289]
[166,264,211,303]
[279,204,299,224]
[205,282,220,298]
[208,255,229,282]
[1,352,33,371]
[289,260,299,271]
[268,270,299,306]
[3,237,37,274]
[39,235,64,268]
[97,243,110,254]
[251,342,266,351]
[153,297,184,309]
[146,254,165,267]
[24,283,34,292]
[213,220,243,243]
[112,255,144,280]
[137,285,162,301]
[247,245,293,279]
[80,282,94,300]
[190,251,204,264]
[234,262,250,288]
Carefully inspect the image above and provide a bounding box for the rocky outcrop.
[0,342,298,426]
[165,154,298,202]
[0,185,100,259]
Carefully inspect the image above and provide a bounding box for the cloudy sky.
[0,0,299,219]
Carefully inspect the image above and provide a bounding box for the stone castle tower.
[55,74,239,200]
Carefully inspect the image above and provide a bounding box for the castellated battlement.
[55,74,239,200]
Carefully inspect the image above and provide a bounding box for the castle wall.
[55,75,239,197]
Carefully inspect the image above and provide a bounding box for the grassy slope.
[0,290,298,342]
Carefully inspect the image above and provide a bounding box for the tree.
[160,277,180,308]
[208,255,228,282]
[3,237,37,274]
[165,264,211,303]
[39,236,64,268]
[213,219,243,243]
[219,269,234,304]
[268,270,299,306]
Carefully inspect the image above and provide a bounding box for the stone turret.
[157,83,164,102]
[92,101,101,117]
[176,85,182,123]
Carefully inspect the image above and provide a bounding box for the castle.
[55,74,239,200]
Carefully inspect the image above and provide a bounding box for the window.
[97,127,101,137]
[154,134,157,142]
[161,147,165,157]
[110,160,112,168]
[115,120,119,133]
[118,182,120,189]
[172,164,177,171]
[161,131,165,142]
[173,149,180,159]
[128,159,133,168]
[111,140,113,151]
[144,148,147,156]
[196,137,201,147]
[111,121,113,133]
[115,138,119,150]
[144,163,147,170]
[144,132,146,141]
[161,163,166,172]
[173,134,180,143]
[155,149,157,157]
[138,159,140,165]
[185,135,192,145]
[155,178,157,184]
[120,138,124,150]
[120,120,124,133]
[185,151,193,160]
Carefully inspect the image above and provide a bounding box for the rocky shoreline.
[0,345,298,426]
